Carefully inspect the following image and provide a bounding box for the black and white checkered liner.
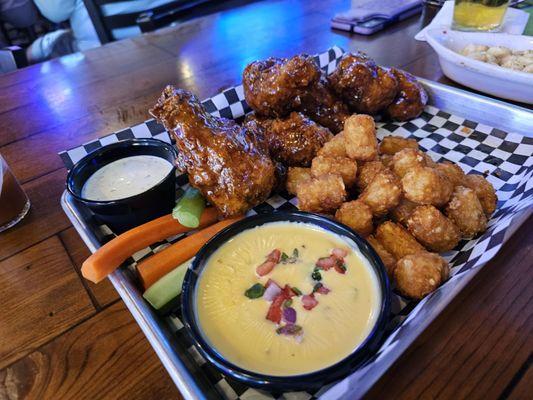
[59,46,533,400]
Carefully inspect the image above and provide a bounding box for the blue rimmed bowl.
[181,211,391,392]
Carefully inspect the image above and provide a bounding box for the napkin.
[415,1,531,41]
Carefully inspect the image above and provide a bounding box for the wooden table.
[0,1,531,399]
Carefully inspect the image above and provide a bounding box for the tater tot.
[445,186,487,237]
[380,154,393,168]
[394,252,449,299]
[367,234,397,278]
[360,170,402,217]
[390,197,419,225]
[463,174,497,217]
[401,166,453,207]
[286,167,312,195]
[375,221,425,260]
[406,205,461,252]
[296,174,346,214]
[311,155,357,188]
[391,148,428,178]
[379,136,419,155]
[344,114,378,161]
[335,200,374,237]
[435,161,466,187]
[356,160,387,191]
[318,132,346,157]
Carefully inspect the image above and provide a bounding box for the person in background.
[0,0,39,46]
[26,0,100,63]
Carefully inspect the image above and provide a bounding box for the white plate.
[425,28,533,104]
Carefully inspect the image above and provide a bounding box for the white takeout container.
[425,28,533,104]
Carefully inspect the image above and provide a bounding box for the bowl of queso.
[181,211,390,391]
[66,138,177,233]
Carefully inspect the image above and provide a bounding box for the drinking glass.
[453,0,510,32]
[0,154,30,232]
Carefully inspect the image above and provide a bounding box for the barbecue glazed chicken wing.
[245,112,333,167]
[243,55,321,118]
[386,68,428,121]
[296,76,350,134]
[150,86,276,217]
[328,52,399,115]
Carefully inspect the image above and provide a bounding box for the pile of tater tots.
[287,114,497,299]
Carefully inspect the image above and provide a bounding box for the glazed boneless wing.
[150,86,276,217]
[243,55,321,118]
[385,68,428,121]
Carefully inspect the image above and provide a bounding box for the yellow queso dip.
[196,221,381,376]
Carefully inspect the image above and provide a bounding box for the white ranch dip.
[81,155,173,201]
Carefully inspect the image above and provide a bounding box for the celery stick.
[143,259,192,313]
[172,187,205,228]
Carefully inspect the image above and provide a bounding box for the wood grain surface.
[0,0,530,399]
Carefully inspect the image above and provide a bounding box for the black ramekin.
[181,211,391,392]
[66,138,177,233]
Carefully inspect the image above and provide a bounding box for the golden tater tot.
[360,170,402,217]
[356,160,387,191]
[335,200,374,237]
[318,132,346,157]
[390,197,418,225]
[435,161,466,187]
[401,166,453,207]
[464,174,497,217]
[381,154,393,168]
[394,252,449,299]
[311,155,357,188]
[406,205,461,252]
[445,186,487,237]
[391,148,428,178]
[375,221,425,260]
[367,234,397,278]
[344,114,378,161]
[296,174,346,214]
[286,167,311,195]
[379,136,419,155]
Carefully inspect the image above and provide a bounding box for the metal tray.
[61,77,533,400]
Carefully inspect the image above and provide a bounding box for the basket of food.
[60,46,533,399]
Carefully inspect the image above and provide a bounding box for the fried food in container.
[401,166,453,207]
[445,186,487,237]
[344,114,379,161]
[375,221,425,260]
[391,148,429,178]
[394,252,449,299]
[150,87,276,217]
[286,167,311,195]
[318,131,347,157]
[242,55,320,117]
[380,154,393,168]
[297,77,350,134]
[311,155,357,188]
[406,205,461,252]
[390,197,419,225]
[385,68,428,122]
[335,200,374,237]
[379,136,419,155]
[435,161,466,187]
[247,112,333,167]
[463,174,497,216]
[296,174,346,214]
[367,234,397,278]
[356,160,387,191]
[328,52,399,114]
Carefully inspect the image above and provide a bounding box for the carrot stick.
[138,216,243,289]
[81,208,219,283]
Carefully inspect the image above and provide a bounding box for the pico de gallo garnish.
[244,247,350,342]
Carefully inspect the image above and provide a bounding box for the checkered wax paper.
[59,46,533,400]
